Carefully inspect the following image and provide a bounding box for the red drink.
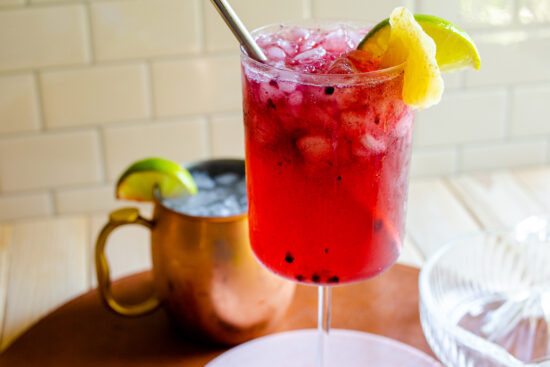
[241,23,414,285]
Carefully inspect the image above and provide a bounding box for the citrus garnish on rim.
[358,7,481,109]
[116,157,197,202]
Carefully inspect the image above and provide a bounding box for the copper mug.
[95,159,296,345]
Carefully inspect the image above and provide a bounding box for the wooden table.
[1,166,550,361]
[0,265,431,366]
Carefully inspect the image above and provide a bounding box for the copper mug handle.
[95,207,161,316]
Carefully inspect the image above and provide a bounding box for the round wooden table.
[0,264,435,366]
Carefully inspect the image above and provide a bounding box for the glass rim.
[240,20,406,86]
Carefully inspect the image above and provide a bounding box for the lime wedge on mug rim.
[116,158,197,201]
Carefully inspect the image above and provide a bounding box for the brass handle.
[95,207,161,316]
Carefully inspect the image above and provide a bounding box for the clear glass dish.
[420,216,550,367]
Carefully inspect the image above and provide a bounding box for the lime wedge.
[358,8,480,109]
[358,12,481,72]
[116,158,197,201]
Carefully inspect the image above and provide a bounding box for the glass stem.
[317,285,332,367]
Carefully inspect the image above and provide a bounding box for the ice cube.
[335,86,364,109]
[327,57,357,74]
[222,196,240,214]
[299,37,318,53]
[276,38,298,56]
[291,27,311,42]
[322,28,348,53]
[215,173,239,186]
[162,170,248,217]
[258,80,285,105]
[278,80,297,93]
[265,46,286,61]
[297,135,333,163]
[236,178,247,195]
[249,111,281,146]
[293,46,327,64]
[270,61,286,70]
[287,91,303,106]
[392,108,413,137]
[192,171,216,190]
[207,203,231,217]
[255,34,271,48]
[352,134,386,157]
[347,27,370,48]
[340,108,372,137]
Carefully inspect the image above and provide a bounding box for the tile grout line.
[452,145,460,175]
[205,115,213,157]
[0,49,241,76]
[195,0,206,53]
[83,0,95,65]
[47,190,56,216]
[84,215,93,290]
[144,61,155,120]
[454,143,463,173]
[31,71,45,132]
[412,0,418,13]
[0,110,244,141]
[511,0,520,26]
[32,69,58,215]
[303,0,312,18]
[96,127,108,185]
[502,86,514,142]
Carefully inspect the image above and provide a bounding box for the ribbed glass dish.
[419,216,550,367]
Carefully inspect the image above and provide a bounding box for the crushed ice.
[162,171,247,217]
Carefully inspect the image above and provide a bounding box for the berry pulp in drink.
[241,23,414,285]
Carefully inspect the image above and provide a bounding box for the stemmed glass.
[239,21,415,366]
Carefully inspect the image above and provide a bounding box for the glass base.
[206,329,442,367]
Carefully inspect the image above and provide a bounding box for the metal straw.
[209,0,267,62]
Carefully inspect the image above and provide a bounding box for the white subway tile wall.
[152,55,241,117]
[210,113,245,158]
[511,84,550,137]
[518,0,550,23]
[90,0,201,61]
[102,118,209,180]
[312,0,416,19]
[0,130,103,192]
[0,0,549,220]
[0,0,24,7]
[41,64,150,128]
[0,193,51,221]
[460,139,548,171]
[0,74,40,134]
[413,89,507,147]
[0,5,89,71]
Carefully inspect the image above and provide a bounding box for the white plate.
[206,329,442,367]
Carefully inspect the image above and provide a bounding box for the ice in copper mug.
[95,159,296,345]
